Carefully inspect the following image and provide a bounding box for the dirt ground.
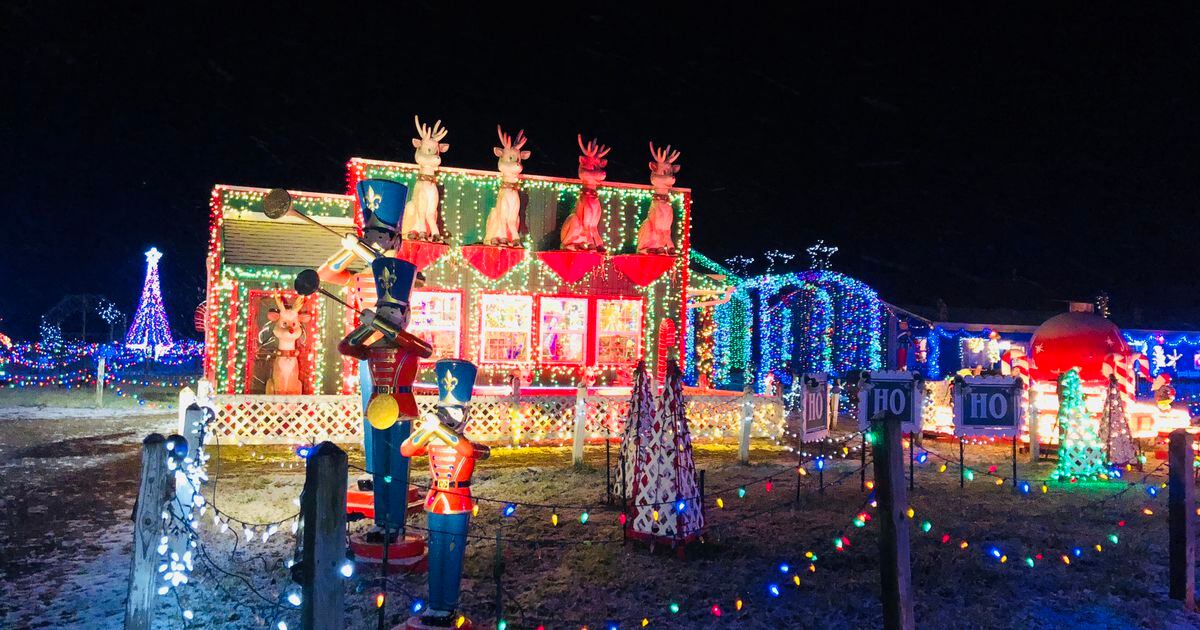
[1,392,1199,629]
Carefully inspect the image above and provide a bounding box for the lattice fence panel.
[212,393,785,446]
[212,395,362,445]
[584,396,631,437]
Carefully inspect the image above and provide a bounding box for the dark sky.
[2,2,1197,338]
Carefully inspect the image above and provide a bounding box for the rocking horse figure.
[264,294,309,395]
[559,135,610,252]
[402,116,449,242]
[636,142,680,255]
[484,126,530,247]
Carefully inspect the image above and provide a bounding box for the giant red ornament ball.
[1030,312,1128,382]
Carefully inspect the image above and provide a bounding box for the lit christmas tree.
[1053,368,1108,480]
[125,247,174,356]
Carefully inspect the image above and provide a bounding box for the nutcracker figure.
[338,257,433,545]
[401,359,490,629]
[312,179,428,549]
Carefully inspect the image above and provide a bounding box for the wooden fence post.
[1168,429,1195,610]
[738,389,753,464]
[95,356,106,407]
[1028,392,1040,463]
[301,442,348,630]
[572,386,588,466]
[871,413,915,630]
[124,433,171,630]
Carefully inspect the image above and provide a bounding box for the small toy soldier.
[401,359,490,629]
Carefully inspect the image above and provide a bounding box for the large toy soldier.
[401,359,490,629]
[315,179,428,543]
[338,258,432,542]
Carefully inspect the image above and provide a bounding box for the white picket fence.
[208,391,786,446]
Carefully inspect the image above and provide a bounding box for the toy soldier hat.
[356,179,408,231]
[435,359,477,408]
[371,257,417,308]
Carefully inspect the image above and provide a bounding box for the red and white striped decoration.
[1004,350,1031,433]
[1101,352,1147,401]
[1130,352,1150,382]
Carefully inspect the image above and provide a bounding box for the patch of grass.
[0,381,189,409]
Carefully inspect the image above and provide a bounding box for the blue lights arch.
[735,270,883,392]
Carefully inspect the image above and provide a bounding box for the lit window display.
[480,294,533,363]
[409,290,462,361]
[538,296,588,364]
[597,298,643,365]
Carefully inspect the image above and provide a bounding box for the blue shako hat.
[435,359,477,408]
[356,179,407,231]
[371,257,416,308]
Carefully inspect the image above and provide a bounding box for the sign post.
[858,371,923,434]
[800,373,831,442]
[871,410,915,630]
[953,376,1025,491]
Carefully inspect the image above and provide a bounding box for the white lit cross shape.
[807,240,838,271]
[1165,349,1183,369]
[144,247,162,266]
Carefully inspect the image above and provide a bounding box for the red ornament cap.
[1030,312,1128,382]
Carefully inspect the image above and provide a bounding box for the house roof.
[222,218,347,269]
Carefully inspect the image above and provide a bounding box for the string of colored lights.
[907,462,1168,570]
[924,326,995,380]
[726,270,883,393]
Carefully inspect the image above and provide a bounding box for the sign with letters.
[859,372,921,429]
[799,373,830,441]
[952,375,1023,437]
[857,371,922,432]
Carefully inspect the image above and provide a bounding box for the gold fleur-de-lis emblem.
[442,371,458,393]
[379,266,395,294]
[366,185,383,211]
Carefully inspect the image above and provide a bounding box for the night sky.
[2,3,1196,339]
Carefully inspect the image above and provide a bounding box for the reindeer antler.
[650,142,680,164]
[415,116,449,142]
[431,119,448,141]
[497,126,528,151]
[578,134,611,158]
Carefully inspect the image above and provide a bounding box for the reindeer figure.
[265,294,310,395]
[559,135,610,251]
[402,116,449,242]
[484,126,530,246]
[636,142,680,255]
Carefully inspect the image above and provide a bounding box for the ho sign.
[857,371,921,431]
[952,376,1023,437]
[800,373,830,441]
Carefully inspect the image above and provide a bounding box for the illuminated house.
[201,147,719,443]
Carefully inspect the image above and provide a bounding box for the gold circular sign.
[366,394,399,430]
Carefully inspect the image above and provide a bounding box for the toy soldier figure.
[401,359,490,629]
[338,256,433,545]
[310,179,429,548]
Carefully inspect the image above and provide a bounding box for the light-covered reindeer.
[265,294,310,395]
[636,142,680,255]
[401,116,448,242]
[484,126,530,246]
[559,135,610,252]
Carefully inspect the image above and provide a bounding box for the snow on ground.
[3,402,1200,629]
[0,404,174,628]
